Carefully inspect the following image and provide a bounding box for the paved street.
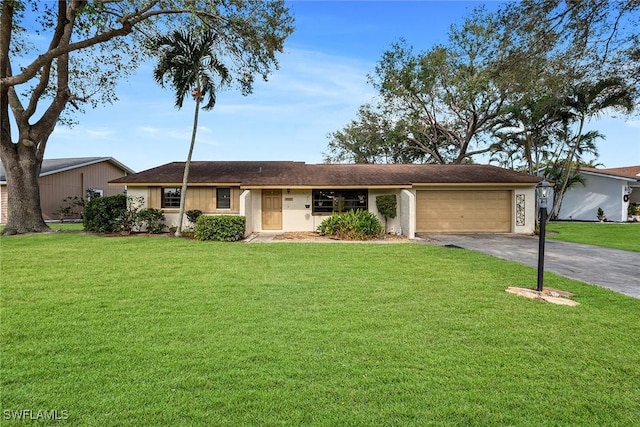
[419,233,640,299]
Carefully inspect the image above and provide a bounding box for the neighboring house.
[0,157,135,223]
[557,165,640,222]
[110,161,541,237]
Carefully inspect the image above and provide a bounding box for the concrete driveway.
[418,234,640,299]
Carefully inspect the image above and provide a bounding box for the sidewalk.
[243,232,279,243]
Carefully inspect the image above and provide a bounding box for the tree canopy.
[0,0,294,235]
[326,1,637,217]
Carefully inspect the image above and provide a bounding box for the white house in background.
[110,161,542,237]
[558,166,640,222]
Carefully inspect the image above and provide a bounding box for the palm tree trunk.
[550,118,584,219]
[175,94,201,237]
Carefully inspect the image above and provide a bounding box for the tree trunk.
[550,119,584,219]
[175,92,201,237]
[0,148,49,235]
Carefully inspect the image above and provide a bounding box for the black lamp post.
[536,180,552,292]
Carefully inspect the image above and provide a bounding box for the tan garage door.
[416,190,512,233]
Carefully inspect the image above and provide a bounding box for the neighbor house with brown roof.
[0,157,135,224]
[557,165,640,222]
[110,161,542,237]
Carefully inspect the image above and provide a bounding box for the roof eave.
[580,170,638,182]
[42,157,136,177]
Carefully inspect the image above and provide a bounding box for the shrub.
[317,210,383,240]
[186,209,203,229]
[136,208,166,233]
[185,209,202,230]
[376,194,397,232]
[194,215,246,242]
[53,196,84,222]
[83,194,127,232]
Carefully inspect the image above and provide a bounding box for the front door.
[262,189,282,230]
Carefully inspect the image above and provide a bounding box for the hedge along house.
[109,161,542,237]
[0,157,135,224]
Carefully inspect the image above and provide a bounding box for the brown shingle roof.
[580,165,640,180]
[1,157,135,182]
[110,161,541,187]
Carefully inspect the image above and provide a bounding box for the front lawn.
[1,234,639,426]
[547,221,640,252]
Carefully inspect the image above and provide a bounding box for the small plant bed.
[317,210,384,240]
[272,231,408,242]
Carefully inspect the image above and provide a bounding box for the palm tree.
[149,30,231,236]
[497,95,564,175]
[549,77,634,218]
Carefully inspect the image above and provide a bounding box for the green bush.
[136,208,166,234]
[376,194,397,232]
[186,209,203,225]
[83,194,127,233]
[317,210,383,240]
[194,215,246,242]
[376,194,397,220]
[53,196,84,222]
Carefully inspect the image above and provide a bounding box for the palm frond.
[148,29,232,110]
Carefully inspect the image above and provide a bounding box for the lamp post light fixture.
[536,180,552,292]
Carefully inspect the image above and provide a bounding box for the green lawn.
[547,221,640,252]
[1,233,639,426]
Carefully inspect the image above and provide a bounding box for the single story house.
[557,165,640,222]
[0,157,135,223]
[110,161,542,237]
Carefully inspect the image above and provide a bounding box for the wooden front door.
[262,189,282,230]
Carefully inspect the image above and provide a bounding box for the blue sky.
[45,1,639,172]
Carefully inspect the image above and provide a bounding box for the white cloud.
[51,125,115,140]
[137,126,161,134]
[86,128,115,138]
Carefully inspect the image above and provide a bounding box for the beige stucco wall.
[248,189,261,232]
[513,187,536,234]
[240,190,253,236]
[281,190,317,231]
[277,189,410,235]
[400,189,416,238]
[126,187,148,207]
[367,190,402,235]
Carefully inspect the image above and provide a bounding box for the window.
[162,187,181,208]
[86,188,103,200]
[312,189,368,214]
[217,187,231,209]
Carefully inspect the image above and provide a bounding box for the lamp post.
[536,180,552,292]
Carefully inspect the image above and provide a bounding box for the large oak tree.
[329,10,517,165]
[0,0,294,235]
